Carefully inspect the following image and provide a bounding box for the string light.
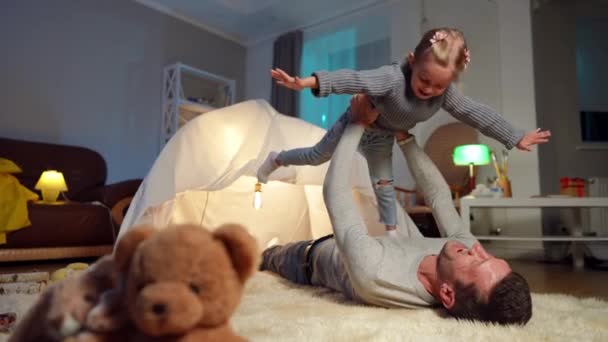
[253,182,263,210]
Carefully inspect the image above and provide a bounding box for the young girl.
[257,27,551,232]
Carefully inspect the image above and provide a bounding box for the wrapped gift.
[560,177,587,197]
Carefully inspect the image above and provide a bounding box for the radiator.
[587,177,608,236]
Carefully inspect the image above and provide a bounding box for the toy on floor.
[8,255,123,342]
[112,223,259,341]
[49,262,90,284]
[9,223,258,341]
[0,312,16,333]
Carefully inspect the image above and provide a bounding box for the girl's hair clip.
[429,30,448,44]
[463,48,471,69]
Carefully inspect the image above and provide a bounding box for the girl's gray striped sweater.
[311,63,524,149]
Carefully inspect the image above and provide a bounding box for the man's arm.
[322,123,383,287]
[396,136,470,238]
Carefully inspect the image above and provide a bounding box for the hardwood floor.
[2,258,607,300]
[511,259,608,300]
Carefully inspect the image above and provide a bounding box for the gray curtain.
[271,30,303,117]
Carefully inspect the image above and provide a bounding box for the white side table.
[459,197,608,269]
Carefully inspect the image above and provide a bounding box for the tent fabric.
[119,100,416,250]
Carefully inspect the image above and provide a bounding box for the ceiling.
[135,0,388,46]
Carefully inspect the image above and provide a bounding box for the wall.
[245,39,274,104]
[533,0,608,198]
[0,0,246,182]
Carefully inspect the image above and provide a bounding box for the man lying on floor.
[260,95,532,325]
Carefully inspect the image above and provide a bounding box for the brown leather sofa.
[0,137,141,261]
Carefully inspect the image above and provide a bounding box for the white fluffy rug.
[2,272,607,341]
[232,272,608,342]
[0,293,39,342]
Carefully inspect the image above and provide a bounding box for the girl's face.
[408,54,455,100]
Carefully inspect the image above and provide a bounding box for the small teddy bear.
[9,255,121,342]
[113,223,258,342]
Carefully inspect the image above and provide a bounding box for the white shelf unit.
[460,197,608,269]
[161,62,236,149]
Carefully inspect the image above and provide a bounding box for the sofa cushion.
[1,202,115,248]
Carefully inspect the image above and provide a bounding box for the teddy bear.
[9,255,123,342]
[112,223,258,342]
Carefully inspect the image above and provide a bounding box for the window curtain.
[271,30,303,117]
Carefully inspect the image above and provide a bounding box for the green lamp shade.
[453,144,491,166]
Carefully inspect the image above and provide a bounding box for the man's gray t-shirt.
[311,233,476,308]
[313,124,477,309]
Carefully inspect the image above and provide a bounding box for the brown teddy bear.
[113,223,258,342]
[9,255,122,342]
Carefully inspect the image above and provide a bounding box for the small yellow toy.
[50,262,89,283]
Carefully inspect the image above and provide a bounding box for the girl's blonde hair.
[412,27,470,74]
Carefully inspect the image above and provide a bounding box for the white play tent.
[119,100,390,250]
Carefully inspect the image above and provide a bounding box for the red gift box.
[559,177,587,197]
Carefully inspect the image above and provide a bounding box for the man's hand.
[349,94,379,127]
[270,68,307,91]
[516,128,551,151]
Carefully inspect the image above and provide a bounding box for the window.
[580,111,608,142]
[299,29,356,129]
[576,19,608,142]
[298,24,390,129]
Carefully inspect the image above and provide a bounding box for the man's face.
[437,241,511,299]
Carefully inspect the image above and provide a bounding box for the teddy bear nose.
[152,303,167,316]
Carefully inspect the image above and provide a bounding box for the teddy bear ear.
[213,224,259,283]
[113,225,156,272]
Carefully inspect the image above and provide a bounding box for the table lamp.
[35,170,68,203]
[453,144,491,191]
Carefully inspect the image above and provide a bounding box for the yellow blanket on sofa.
[0,158,39,244]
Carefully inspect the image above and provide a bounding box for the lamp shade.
[453,144,491,166]
[35,170,68,202]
